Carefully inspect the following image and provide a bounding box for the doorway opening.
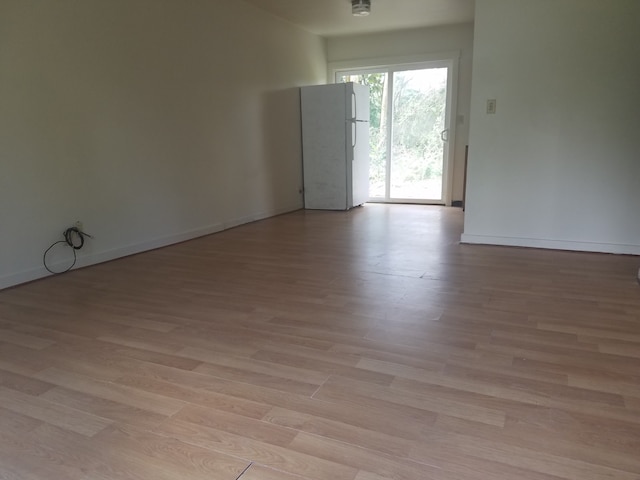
[337,61,455,205]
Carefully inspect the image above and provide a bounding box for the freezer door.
[351,82,370,121]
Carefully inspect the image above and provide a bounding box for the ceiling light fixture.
[352,0,371,17]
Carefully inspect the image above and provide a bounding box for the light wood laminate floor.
[1,205,639,480]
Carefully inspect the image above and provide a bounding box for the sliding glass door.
[338,62,454,204]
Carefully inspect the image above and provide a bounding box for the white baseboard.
[460,233,640,255]
[223,203,302,229]
[0,203,302,291]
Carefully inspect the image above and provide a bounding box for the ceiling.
[243,0,475,37]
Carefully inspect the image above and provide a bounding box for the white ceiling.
[244,0,475,37]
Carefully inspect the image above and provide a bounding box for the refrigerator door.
[348,83,370,207]
[351,118,370,207]
[301,84,349,210]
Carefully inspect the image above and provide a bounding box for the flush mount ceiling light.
[352,0,371,17]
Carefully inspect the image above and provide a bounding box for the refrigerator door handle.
[351,120,357,152]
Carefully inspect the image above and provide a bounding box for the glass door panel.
[337,72,388,199]
[390,68,448,201]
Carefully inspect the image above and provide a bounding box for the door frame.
[329,52,459,206]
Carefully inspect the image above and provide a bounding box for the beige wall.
[326,24,475,203]
[463,0,640,254]
[0,0,327,288]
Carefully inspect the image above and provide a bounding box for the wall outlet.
[487,99,497,114]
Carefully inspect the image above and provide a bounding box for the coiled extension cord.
[43,226,92,274]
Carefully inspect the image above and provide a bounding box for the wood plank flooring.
[1,205,639,480]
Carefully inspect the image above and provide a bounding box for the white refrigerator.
[301,82,370,210]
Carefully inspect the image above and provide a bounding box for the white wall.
[326,24,475,203]
[463,0,640,254]
[0,0,327,289]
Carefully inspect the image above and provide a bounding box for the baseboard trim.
[460,233,640,255]
[0,203,302,291]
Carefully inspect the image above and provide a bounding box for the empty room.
[1,1,639,479]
